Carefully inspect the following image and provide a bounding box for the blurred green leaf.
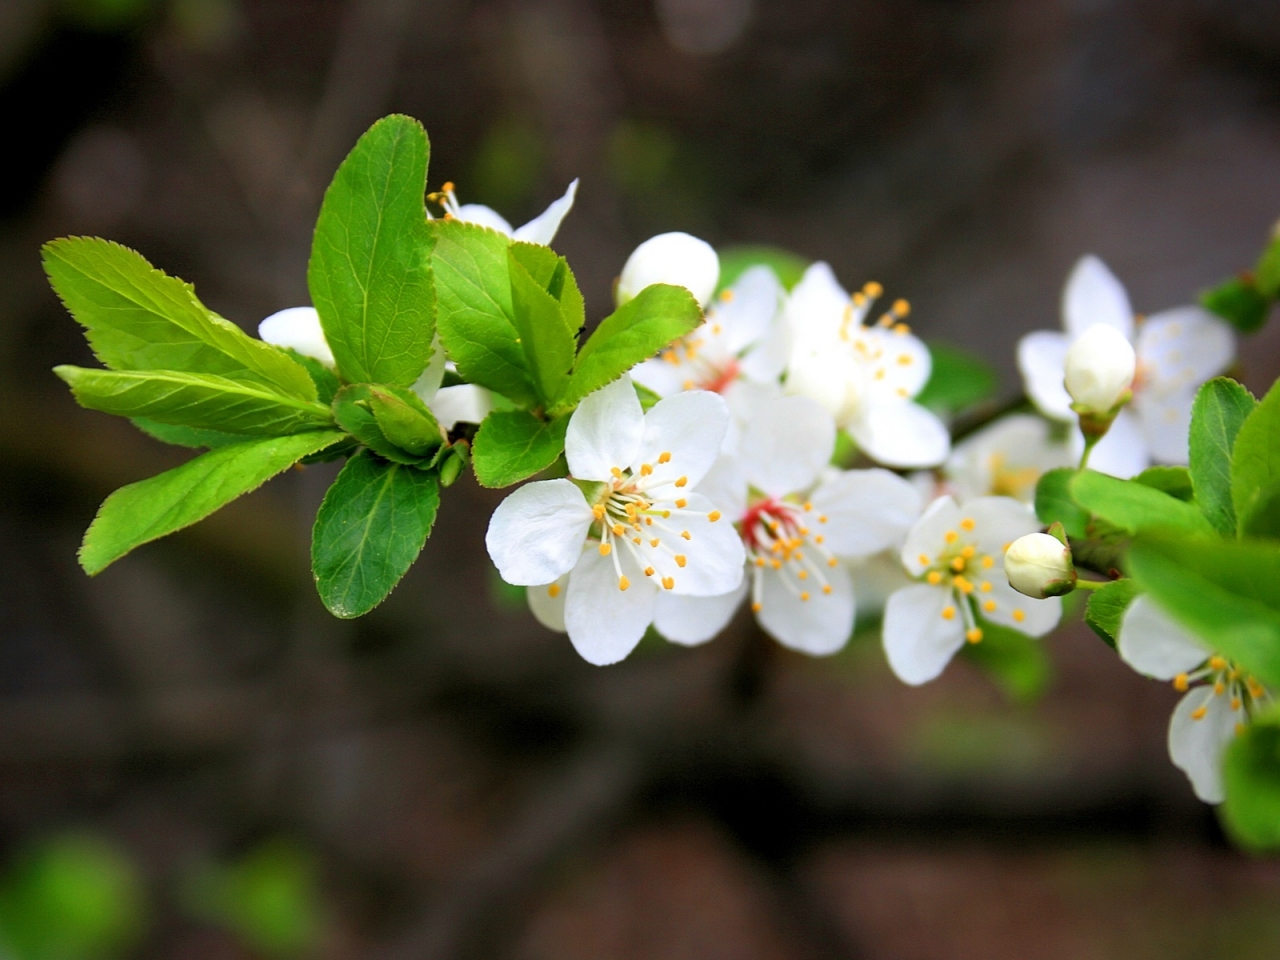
[80,431,345,575]
[1255,235,1280,300]
[608,120,677,195]
[184,840,321,959]
[1071,469,1213,536]
[1222,705,1280,851]
[470,118,545,214]
[1134,466,1194,502]
[471,411,569,488]
[960,614,1051,703]
[43,238,315,400]
[1035,467,1089,540]
[916,342,998,418]
[716,245,810,293]
[309,115,436,387]
[1190,377,1257,535]
[1083,578,1139,648]
[312,451,440,618]
[55,366,334,436]
[1240,481,1280,541]
[553,284,701,414]
[1200,277,1270,334]
[0,833,146,960]
[1232,378,1280,537]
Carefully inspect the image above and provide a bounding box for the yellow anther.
[681,530,692,540]
[827,557,838,567]
[640,463,653,476]
[644,566,655,577]
[793,551,805,561]
[798,526,810,535]
[875,368,886,380]
[966,628,983,644]
[1236,722,1246,736]
[632,537,642,545]
[980,581,992,593]
[823,584,833,595]
[1003,542,1013,553]
[752,601,763,613]
[675,498,687,508]
[658,451,672,463]
[941,606,956,620]
[771,559,782,570]
[897,354,912,365]
[611,523,625,536]
[1191,705,1208,721]
[1012,609,1025,623]
[814,535,824,544]
[610,466,623,478]
[548,584,560,598]
[961,545,975,558]
[1214,681,1226,696]
[893,298,910,316]
[1173,674,1189,692]
[798,570,809,580]
[683,379,695,390]
[950,557,966,572]
[708,511,721,522]
[896,387,909,397]
[800,592,811,602]
[618,576,630,591]
[650,538,660,547]
[944,530,959,544]
[675,555,687,568]
[645,517,653,525]
[662,577,675,590]
[983,600,996,613]
[663,350,679,364]
[864,281,883,298]
[675,476,688,488]
[918,553,930,565]
[593,504,606,520]
[1232,697,1242,711]
[1209,656,1228,671]
[927,571,942,585]
[720,289,735,302]
[960,518,975,531]
[981,556,994,569]
[599,542,612,556]
[712,324,723,335]
[954,576,973,594]
[804,502,813,512]
[818,515,828,523]
[755,557,766,567]
[892,323,911,336]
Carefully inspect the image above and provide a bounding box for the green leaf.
[80,431,345,575]
[431,218,539,406]
[367,384,444,457]
[55,366,335,436]
[960,614,1051,703]
[916,342,998,418]
[311,452,440,618]
[1128,533,1280,687]
[1200,276,1270,334]
[1134,466,1194,502]
[42,237,316,400]
[634,381,661,412]
[1255,235,1280,300]
[1232,378,1280,537]
[1189,377,1257,535]
[308,115,436,387]
[1035,468,1089,540]
[716,245,810,292]
[1222,705,1280,851]
[132,418,246,449]
[1083,578,1139,648]
[282,349,342,406]
[1240,481,1280,541]
[507,246,576,404]
[471,411,570,488]
[1071,469,1214,536]
[554,283,701,414]
[331,384,435,466]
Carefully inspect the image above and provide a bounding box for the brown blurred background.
[2,0,1280,957]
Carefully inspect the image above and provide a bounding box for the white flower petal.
[638,492,745,596]
[485,479,593,585]
[785,262,851,347]
[1062,255,1134,341]
[1168,685,1243,804]
[630,355,691,398]
[565,374,645,481]
[810,468,923,558]
[455,203,515,236]
[847,399,951,469]
[738,312,790,383]
[710,265,781,355]
[564,546,657,665]
[846,550,915,619]
[785,347,853,419]
[512,179,579,246]
[1136,306,1234,397]
[617,232,719,307]
[694,454,749,522]
[1118,594,1208,680]
[429,384,493,431]
[633,390,730,495]
[734,388,834,497]
[861,328,932,402]
[961,496,1041,560]
[882,583,966,685]
[756,562,855,656]
[901,496,963,576]
[654,580,747,647]
[945,414,1073,503]
[979,578,1061,637]
[527,572,571,632]
[411,334,448,402]
[258,306,336,368]
[1073,408,1149,478]
[1017,331,1073,421]
[1133,388,1195,464]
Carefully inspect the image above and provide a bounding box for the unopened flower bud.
[1063,324,1135,415]
[259,306,336,368]
[1005,532,1076,599]
[616,232,719,308]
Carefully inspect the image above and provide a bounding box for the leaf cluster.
[1200,228,1280,333]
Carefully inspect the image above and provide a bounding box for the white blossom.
[784,262,950,469]
[258,307,336,369]
[489,375,745,665]
[1118,595,1271,804]
[942,414,1073,504]
[1063,323,1136,414]
[1004,532,1075,599]
[882,496,1061,685]
[1018,255,1234,477]
[616,232,720,308]
[435,179,579,246]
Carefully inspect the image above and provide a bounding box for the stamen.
[960,518,975,531]
[675,476,688,488]
[945,530,959,544]
[1173,673,1189,692]
[1209,656,1227,671]
[1191,705,1208,721]
[675,555,687,568]
[823,584,833,594]
[681,530,692,540]
[800,592,810,602]
[644,566,655,577]
[981,556,994,569]
[752,602,763,613]
[593,504,606,520]
[548,584,560,598]
[966,628,983,644]
[1012,609,1025,623]
[658,451,672,463]
[640,463,653,476]
[610,467,622,479]
[708,512,721,522]
[827,558,838,567]
[918,553,930,565]
[599,542,612,556]
[961,545,975,558]
[950,557,966,572]
[675,498,687,508]
[942,606,956,620]
[618,576,630,591]
[927,571,942,585]
[662,577,675,590]
[983,599,996,613]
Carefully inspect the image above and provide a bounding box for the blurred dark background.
[2,0,1280,957]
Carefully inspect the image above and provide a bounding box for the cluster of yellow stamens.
[427,181,463,220]
[740,498,838,613]
[1174,656,1270,734]
[659,288,742,394]
[836,283,918,398]
[917,517,1023,644]
[590,451,721,592]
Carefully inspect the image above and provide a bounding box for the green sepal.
[80,430,346,575]
[311,451,441,618]
[1200,276,1270,334]
[1082,578,1139,649]
[1222,704,1280,851]
[1190,377,1257,535]
[331,384,436,466]
[471,410,570,488]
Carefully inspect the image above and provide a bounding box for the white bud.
[616,232,719,308]
[258,307,336,369]
[1005,532,1076,599]
[1063,323,1135,414]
